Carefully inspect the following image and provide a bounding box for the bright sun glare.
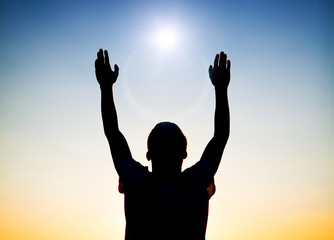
[155,28,177,50]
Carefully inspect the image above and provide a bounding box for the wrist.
[215,86,228,94]
[100,84,114,91]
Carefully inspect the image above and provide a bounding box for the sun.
[155,28,177,50]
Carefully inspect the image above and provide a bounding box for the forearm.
[214,88,230,143]
[200,88,229,173]
[100,85,119,136]
[100,85,131,171]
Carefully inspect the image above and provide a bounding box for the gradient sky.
[1,0,333,239]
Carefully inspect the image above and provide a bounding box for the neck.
[151,166,182,179]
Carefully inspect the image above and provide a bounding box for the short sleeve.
[186,157,215,187]
[118,156,148,189]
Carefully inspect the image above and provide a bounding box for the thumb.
[209,65,214,85]
[114,64,119,77]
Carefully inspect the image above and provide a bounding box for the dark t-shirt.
[118,156,216,240]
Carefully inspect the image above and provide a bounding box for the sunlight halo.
[155,28,178,50]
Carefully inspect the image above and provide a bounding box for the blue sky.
[1,0,333,239]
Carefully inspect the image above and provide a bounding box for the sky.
[0,0,333,239]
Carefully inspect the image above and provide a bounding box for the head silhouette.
[147,122,187,175]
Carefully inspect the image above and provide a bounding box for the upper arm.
[200,136,227,175]
[106,130,132,173]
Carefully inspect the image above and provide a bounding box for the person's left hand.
[95,49,119,87]
[208,51,230,90]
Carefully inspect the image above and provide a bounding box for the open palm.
[209,51,231,89]
[95,49,119,87]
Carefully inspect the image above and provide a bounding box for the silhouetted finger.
[227,60,231,70]
[214,54,219,68]
[220,52,227,68]
[219,51,224,66]
[114,64,119,76]
[97,49,103,61]
[95,59,100,68]
[104,50,110,65]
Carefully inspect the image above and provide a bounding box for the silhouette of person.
[95,49,230,240]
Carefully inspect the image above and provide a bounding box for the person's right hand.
[95,49,119,87]
[209,51,231,89]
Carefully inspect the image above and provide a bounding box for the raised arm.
[201,51,230,174]
[95,49,131,172]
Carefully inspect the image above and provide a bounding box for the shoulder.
[183,157,215,186]
[118,156,149,186]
